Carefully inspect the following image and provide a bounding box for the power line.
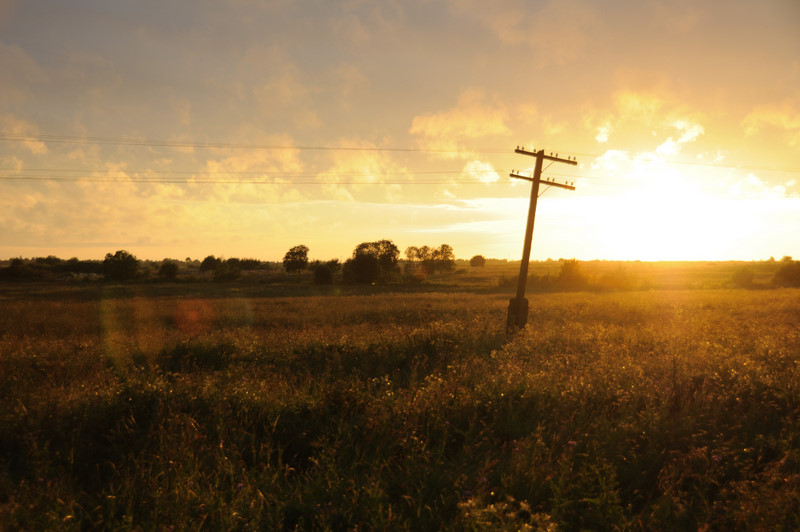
[0,167,508,177]
[0,175,508,185]
[3,132,798,175]
[570,151,800,174]
[0,133,508,155]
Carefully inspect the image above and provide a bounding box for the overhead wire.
[6,132,799,173]
[0,132,509,154]
[1,133,798,186]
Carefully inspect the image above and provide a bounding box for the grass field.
[1,278,799,529]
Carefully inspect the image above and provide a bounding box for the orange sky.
[1,0,798,262]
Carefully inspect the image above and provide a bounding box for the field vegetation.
[1,266,800,529]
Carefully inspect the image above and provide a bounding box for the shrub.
[313,264,334,285]
[200,255,222,272]
[213,261,241,281]
[470,255,486,268]
[158,260,179,281]
[598,265,637,291]
[343,253,380,284]
[102,250,139,281]
[773,260,800,286]
[731,266,754,288]
[555,259,589,291]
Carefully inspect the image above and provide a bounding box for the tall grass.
[1,285,799,529]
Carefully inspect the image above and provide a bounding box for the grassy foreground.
[1,285,800,529]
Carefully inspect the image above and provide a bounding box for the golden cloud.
[409,88,509,154]
[743,100,800,146]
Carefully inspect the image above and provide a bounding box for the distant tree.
[343,240,398,284]
[310,259,341,273]
[34,255,62,267]
[731,266,754,288]
[406,243,455,274]
[213,260,241,281]
[431,244,455,273]
[773,260,800,287]
[158,260,179,280]
[343,252,381,284]
[326,259,341,272]
[598,265,636,291]
[313,263,335,285]
[238,258,263,270]
[103,250,139,281]
[555,259,588,291]
[4,258,35,279]
[470,255,486,268]
[354,240,399,273]
[200,255,222,272]
[283,245,309,274]
[65,257,102,275]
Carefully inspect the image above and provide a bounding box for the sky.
[1,0,799,262]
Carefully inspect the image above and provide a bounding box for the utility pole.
[507,146,577,333]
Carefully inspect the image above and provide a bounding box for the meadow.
[1,277,799,529]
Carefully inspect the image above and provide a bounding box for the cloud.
[612,90,665,124]
[315,138,410,202]
[0,114,48,154]
[655,138,679,156]
[462,160,500,184]
[449,0,599,67]
[409,88,509,153]
[742,100,800,146]
[253,68,321,129]
[234,45,322,129]
[329,2,403,47]
[583,90,705,156]
[591,149,630,173]
[331,13,372,46]
[595,123,611,143]
[655,119,704,157]
[729,174,787,199]
[329,63,367,101]
[201,132,305,203]
[0,42,48,104]
[673,119,704,143]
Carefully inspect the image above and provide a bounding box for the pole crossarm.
[509,172,575,190]
[515,147,578,166]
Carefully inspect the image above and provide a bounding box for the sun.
[596,158,735,261]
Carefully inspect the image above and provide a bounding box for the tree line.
[284,240,465,285]
[0,239,483,284]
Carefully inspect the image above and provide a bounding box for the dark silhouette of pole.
[507,147,577,333]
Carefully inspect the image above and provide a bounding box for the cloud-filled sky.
[1,0,799,262]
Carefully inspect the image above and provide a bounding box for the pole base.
[506,297,529,333]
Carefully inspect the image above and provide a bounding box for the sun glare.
[585,155,757,261]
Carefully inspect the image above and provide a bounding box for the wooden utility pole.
[507,147,577,332]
